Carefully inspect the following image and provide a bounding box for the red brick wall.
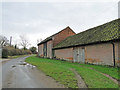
[53,27,75,47]
[47,40,53,58]
[54,41,120,66]
[54,48,73,61]
[85,42,119,66]
[115,42,120,65]
[38,44,44,57]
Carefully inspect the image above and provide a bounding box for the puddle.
[18,61,36,69]
[19,62,27,65]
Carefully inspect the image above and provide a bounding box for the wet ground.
[1,56,64,88]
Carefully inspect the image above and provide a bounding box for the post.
[10,36,12,46]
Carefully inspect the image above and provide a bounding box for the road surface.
[1,56,64,88]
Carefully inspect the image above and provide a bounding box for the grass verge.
[78,64,119,80]
[25,56,119,88]
[26,56,78,88]
[8,55,27,59]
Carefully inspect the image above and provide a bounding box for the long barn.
[53,19,120,66]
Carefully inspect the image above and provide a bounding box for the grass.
[78,64,119,80]
[8,55,25,59]
[7,54,30,59]
[26,56,78,88]
[25,56,119,88]
[2,54,30,60]
[73,65,118,88]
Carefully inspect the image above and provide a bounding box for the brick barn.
[37,26,76,58]
[53,19,120,66]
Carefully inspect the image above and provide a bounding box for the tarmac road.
[1,56,64,88]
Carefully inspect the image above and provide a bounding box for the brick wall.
[53,27,75,47]
[54,48,73,61]
[115,42,120,65]
[85,42,119,66]
[47,40,53,58]
[54,41,119,66]
[38,44,44,57]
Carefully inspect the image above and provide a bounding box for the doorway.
[73,47,85,63]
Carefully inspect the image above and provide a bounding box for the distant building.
[37,26,76,58]
[53,19,120,66]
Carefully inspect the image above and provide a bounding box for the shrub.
[2,48,8,58]
[29,46,37,54]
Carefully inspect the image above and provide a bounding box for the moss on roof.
[54,18,120,49]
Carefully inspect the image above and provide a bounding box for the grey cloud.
[2,2,118,46]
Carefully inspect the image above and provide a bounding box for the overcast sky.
[1,0,119,48]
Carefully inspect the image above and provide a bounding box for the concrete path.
[1,56,64,88]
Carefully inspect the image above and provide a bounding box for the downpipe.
[111,42,116,67]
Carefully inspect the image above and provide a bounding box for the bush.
[29,46,37,54]
[2,48,8,58]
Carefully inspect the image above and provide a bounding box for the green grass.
[78,64,119,80]
[25,56,119,88]
[8,54,29,59]
[72,65,118,88]
[26,56,78,88]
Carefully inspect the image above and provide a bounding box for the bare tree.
[19,35,31,50]
[0,35,9,46]
[37,38,42,44]
[13,39,18,48]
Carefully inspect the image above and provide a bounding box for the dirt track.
[1,56,64,88]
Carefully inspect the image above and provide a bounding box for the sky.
[1,0,119,48]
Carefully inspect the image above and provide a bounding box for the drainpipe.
[111,42,115,67]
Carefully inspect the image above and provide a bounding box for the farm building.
[53,18,120,66]
[37,26,76,58]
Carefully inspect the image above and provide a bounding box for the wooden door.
[73,47,85,63]
[73,47,79,62]
[43,43,47,57]
[79,48,85,63]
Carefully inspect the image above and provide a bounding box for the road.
[1,56,64,88]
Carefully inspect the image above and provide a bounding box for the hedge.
[2,48,8,58]
[2,46,32,58]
